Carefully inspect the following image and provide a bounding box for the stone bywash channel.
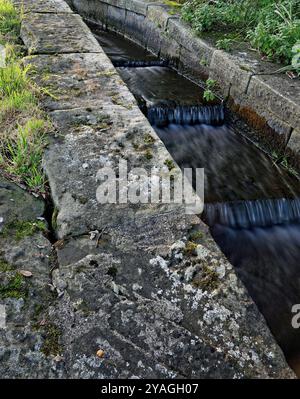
[1,0,298,378]
[90,23,300,374]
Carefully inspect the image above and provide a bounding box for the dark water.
[117,66,205,107]
[213,223,300,372]
[155,124,300,203]
[91,24,158,65]
[92,25,300,374]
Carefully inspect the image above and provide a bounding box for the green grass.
[0,0,51,193]
[0,0,21,44]
[0,62,30,96]
[3,118,49,190]
[181,0,300,68]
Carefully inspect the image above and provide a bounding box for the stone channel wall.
[68,0,300,157]
[2,0,295,378]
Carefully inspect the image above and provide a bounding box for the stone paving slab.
[51,224,294,378]
[0,177,44,228]
[42,103,182,238]
[21,13,101,54]
[0,178,63,378]
[210,49,283,98]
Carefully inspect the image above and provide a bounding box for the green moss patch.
[3,219,47,240]
[193,264,219,291]
[41,323,62,357]
[0,258,14,272]
[184,241,198,255]
[0,272,28,299]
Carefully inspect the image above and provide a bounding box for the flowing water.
[91,23,300,374]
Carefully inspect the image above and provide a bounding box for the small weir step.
[203,198,300,229]
[148,104,225,126]
[113,60,168,68]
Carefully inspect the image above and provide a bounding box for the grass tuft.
[0,0,52,193]
[0,0,21,44]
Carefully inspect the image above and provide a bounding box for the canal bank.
[1,0,295,378]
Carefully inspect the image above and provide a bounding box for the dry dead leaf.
[53,239,65,249]
[53,355,63,362]
[96,349,105,358]
[19,270,33,277]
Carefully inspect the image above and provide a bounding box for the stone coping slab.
[21,12,101,54]
[11,0,296,378]
[13,0,72,13]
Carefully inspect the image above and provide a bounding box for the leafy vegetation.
[0,0,51,193]
[203,78,217,102]
[182,0,300,68]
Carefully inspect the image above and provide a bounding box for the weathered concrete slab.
[0,179,63,378]
[0,177,44,228]
[72,0,109,26]
[123,10,146,46]
[21,13,101,54]
[159,31,181,67]
[50,222,294,378]
[12,0,72,13]
[210,49,282,98]
[247,74,300,132]
[106,4,126,33]
[167,17,216,80]
[43,104,182,238]
[0,232,63,379]
[147,4,172,30]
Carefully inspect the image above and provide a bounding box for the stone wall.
[69,0,300,157]
[3,0,295,378]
